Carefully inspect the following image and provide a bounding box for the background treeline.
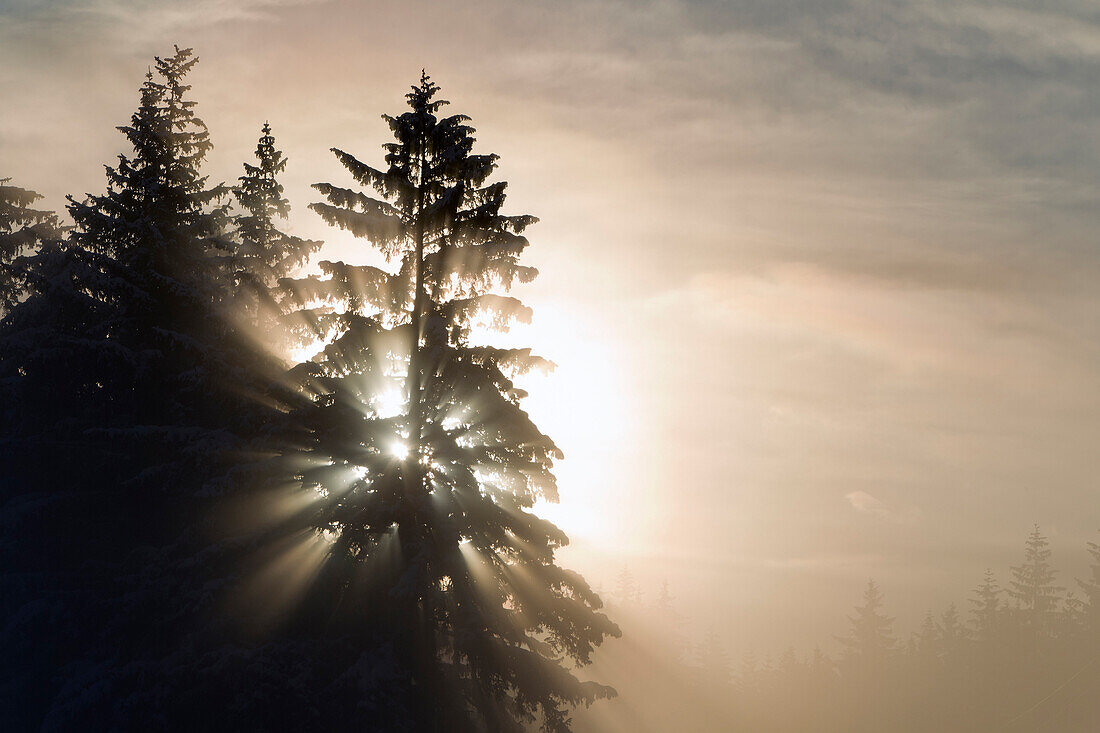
[1,47,616,731]
[575,525,1100,733]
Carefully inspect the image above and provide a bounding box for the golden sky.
[4,0,1100,652]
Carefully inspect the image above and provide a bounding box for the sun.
[470,301,635,547]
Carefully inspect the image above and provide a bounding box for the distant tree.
[736,650,758,693]
[698,627,732,688]
[1076,532,1100,636]
[778,646,800,676]
[836,580,895,672]
[283,72,618,731]
[1008,525,1064,634]
[938,603,963,659]
[913,611,939,660]
[230,121,320,349]
[650,579,685,662]
[969,568,1002,642]
[615,564,641,605]
[806,645,836,700]
[760,652,776,678]
[0,178,59,314]
[654,578,673,613]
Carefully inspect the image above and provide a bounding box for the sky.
[4,0,1100,653]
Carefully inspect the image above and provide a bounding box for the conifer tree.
[2,46,241,498]
[938,603,963,659]
[737,650,759,693]
[809,646,833,681]
[0,178,60,314]
[654,579,673,614]
[0,47,291,728]
[969,569,1002,642]
[615,564,641,605]
[837,580,895,672]
[651,579,685,663]
[914,611,939,659]
[698,627,732,688]
[1008,525,1064,633]
[1076,532,1100,636]
[283,73,618,731]
[230,122,321,348]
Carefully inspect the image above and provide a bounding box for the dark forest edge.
[0,47,617,732]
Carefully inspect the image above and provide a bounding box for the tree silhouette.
[230,121,321,348]
[0,47,293,727]
[282,72,618,731]
[0,178,60,315]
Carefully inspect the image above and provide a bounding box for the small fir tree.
[837,580,895,672]
[969,568,1002,642]
[914,611,939,659]
[230,121,321,348]
[938,603,963,659]
[615,564,641,605]
[1076,531,1100,636]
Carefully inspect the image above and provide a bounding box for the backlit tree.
[283,73,619,731]
[230,121,320,350]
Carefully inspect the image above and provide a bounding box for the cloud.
[846,491,923,524]
[0,0,323,32]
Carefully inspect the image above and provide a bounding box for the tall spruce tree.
[230,121,321,350]
[2,45,232,523]
[0,178,60,314]
[282,73,618,731]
